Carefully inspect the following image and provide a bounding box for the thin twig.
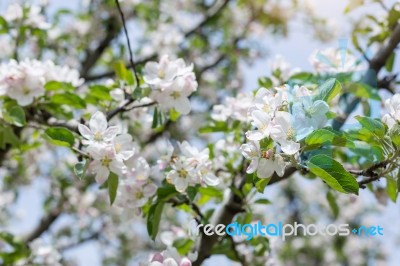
[115,0,140,87]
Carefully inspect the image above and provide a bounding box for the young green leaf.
[307,154,359,194]
[355,116,386,138]
[44,127,75,147]
[108,172,119,205]
[147,201,164,240]
[314,78,342,103]
[3,106,26,127]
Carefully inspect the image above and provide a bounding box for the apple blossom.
[78,111,120,146]
[88,145,127,184]
[382,93,400,129]
[240,141,286,178]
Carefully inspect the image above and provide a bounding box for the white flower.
[269,111,301,155]
[113,134,135,161]
[144,55,179,87]
[3,3,23,22]
[128,156,151,181]
[29,238,62,266]
[309,48,364,73]
[382,93,400,129]
[88,145,126,184]
[144,56,197,115]
[116,179,156,208]
[147,248,192,266]
[291,97,329,139]
[0,60,45,106]
[240,141,286,178]
[78,111,119,146]
[246,110,273,141]
[166,160,195,193]
[211,93,253,122]
[151,76,193,115]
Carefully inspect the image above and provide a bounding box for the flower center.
[170,91,181,99]
[287,128,296,141]
[135,191,143,199]
[115,143,122,153]
[94,132,103,141]
[101,157,111,167]
[158,70,166,78]
[178,169,188,178]
[261,149,273,159]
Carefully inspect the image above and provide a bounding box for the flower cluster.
[144,55,197,115]
[115,156,157,210]
[146,249,192,266]
[166,141,219,193]
[211,92,254,122]
[309,48,363,73]
[241,85,329,178]
[28,238,62,266]
[4,3,50,30]
[78,111,134,184]
[382,93,400,129]
[0,59,83,106]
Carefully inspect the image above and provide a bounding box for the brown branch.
[25,201,63,242]
[85,0,231,81]
[115,0,140,86]
[192,168,295,266]
[333,23,400,130]
[80,16,121,79]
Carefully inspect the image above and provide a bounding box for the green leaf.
[199,121,228,133]
[74,160,88,180]
[51,92,86,109]
[314,78,342,103]
[88,85,112,101]
[254,198,271,205]
[326,191,339,218]
[113,60,136,86]
[147,201,164,240]
[288,72,313,82]
[389,124,400,146]
[44,81,75,91]
[108,172,119,205]
[44,127,75,147]
[307,154,359,194]
[386,177,397,203]
[255,177,271,193]
[198,186,223,199]
[346,83,380,100]
[3,106,26,127]
[174,238,194,256]
[152,107,159,128]
[169,108,181,121]
[385,52,395,72]
[305,128,353,148]
[258,77,273,88]
[157,185,179,201]
[355,116,386,138]
[0,125,20,149]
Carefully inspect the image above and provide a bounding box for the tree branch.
[333,23,400,130]
[85,0,231,81]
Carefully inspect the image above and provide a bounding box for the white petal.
[175,178,188,193]
[247,159,258,174]
[103,126,119,141]
[257,158,274,178]
[95,166,109,184]
[174,97,191,115]
[280,140,300,155]
[78,124,92,139]
[203,173,219,186]
[90,111,107,132]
